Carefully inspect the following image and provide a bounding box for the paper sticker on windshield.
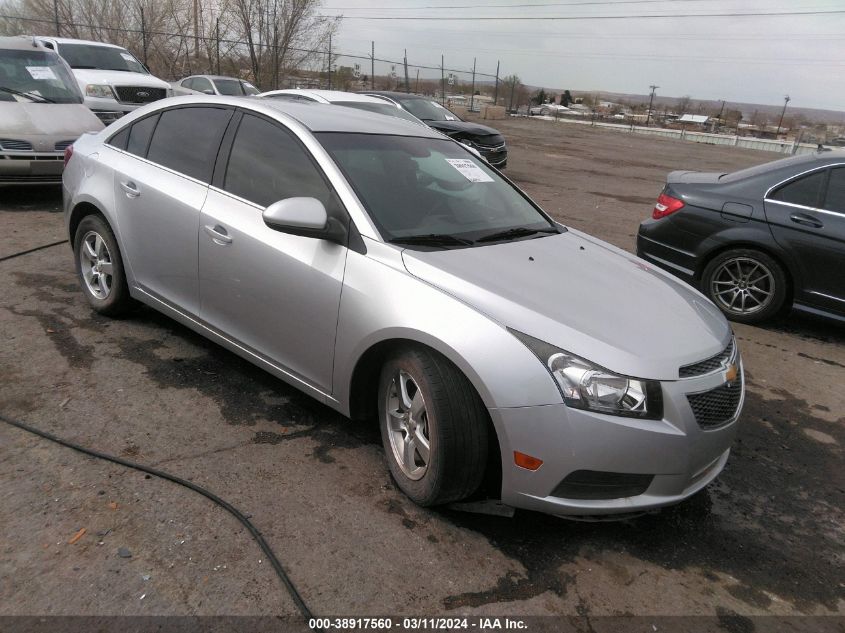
[445,158,494,183]
[26,66,56,80]
[120,52,135,62]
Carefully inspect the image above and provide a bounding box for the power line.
[319,9,845,20]
[324,0,734,8]
[0,12,499,78]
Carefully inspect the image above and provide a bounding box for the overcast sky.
[321,0,845,112]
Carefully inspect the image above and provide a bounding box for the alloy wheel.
[79,230,114,300]
[710,256,775,315]
[384,369,431,480]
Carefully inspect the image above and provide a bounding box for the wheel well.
[68,202,105,243]
[697,242,794,307]
[347,338,502,499]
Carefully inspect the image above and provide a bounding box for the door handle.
[789,213,823,229]
[204,224,232,245]
[120,180,140,198]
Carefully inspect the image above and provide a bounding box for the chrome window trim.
[763,161,845,211]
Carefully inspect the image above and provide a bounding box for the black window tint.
[147,107,231,182]
[823,167,845,213]
[224,114,333,208]
[770,170,825,207]
[126,114,158,157]
[108,127,129,150]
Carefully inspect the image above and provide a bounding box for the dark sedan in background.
[362,91,508,168]
[637,150,845,324]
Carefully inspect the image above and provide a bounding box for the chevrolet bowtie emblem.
[725,363,738,384]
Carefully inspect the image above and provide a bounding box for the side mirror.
[262,197,347,245]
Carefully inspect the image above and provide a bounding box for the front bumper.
[0,151,64,184]
[490,359,743,516]
[480,145,508,167]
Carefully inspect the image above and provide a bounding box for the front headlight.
[85,84,115,99]
[510,329,663,419]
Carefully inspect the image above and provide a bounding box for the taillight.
[652,192,684,219]
[63,145,74,169]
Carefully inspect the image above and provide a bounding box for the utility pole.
[53,0,60,36]
[714,99,726,132]
[140,6,148,65]
[327,34,332,89]
[645,84,658,127]
[415,68,419,93]
[370,42,374,90]
[403,49,410,93]
[493,60,500,105]
[776,95,791,137]
[469,58,476,112]
[440,55,445,104]
[509,77,516,112]
[193,0,200,59]
[215,17,220,75]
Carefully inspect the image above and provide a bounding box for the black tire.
[73,214,134,317]
[700,248,788,324]
[377,346,488,506]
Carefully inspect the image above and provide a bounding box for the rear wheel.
[378,346,488,506]
[73,215,133,316]
[701,248,787,323]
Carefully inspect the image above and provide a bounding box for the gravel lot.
[1,117,843,624]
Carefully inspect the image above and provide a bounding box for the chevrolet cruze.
[62,96,744,517]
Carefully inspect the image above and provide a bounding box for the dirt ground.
[1,117,843,624]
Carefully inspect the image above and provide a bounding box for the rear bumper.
[636,222,698,284]
[490,361,743,516]
[0,152,64,184]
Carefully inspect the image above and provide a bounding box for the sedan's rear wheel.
[378,346,488,506]
[73,215,133,316]
[701,249,787,323]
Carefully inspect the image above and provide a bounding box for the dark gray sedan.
[637,150,845,324]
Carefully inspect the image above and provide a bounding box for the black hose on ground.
[1,240,319,626]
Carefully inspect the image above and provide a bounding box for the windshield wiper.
[389,233,475,248]
[0,86,55,103]
[476,226,558,243]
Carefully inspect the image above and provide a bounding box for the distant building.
[678,114,710,125]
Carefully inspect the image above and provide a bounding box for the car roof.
[34,36,126,49]
[189,75,249,82]
[2,36,53,51]
[260,89,390,104]
[157,95,442,137]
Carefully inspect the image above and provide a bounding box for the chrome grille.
[54,140,74,151]
[0,139,33,151]
[687,380,742,429]
[113,86,167,104]
[679,338,735,378]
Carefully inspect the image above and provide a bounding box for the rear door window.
[126,114,159,157]
[146,107,232,182]
[822,167,845,214]
[769,170,826,208]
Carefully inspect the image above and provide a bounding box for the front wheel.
[700,248,788,323]
[378,346,488,506]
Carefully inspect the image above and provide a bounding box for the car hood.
[0,103,103,142]
[71,69,170,89]
[425,120,502,138]
[401,230,730,380]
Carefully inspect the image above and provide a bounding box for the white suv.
[35,37,171,124]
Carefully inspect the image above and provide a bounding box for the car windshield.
[214,78,246,96]
[395,97,460,122]
[57,43,146,73]
[719,154,817,183]
[334,101,422,124]
[0,48,82,104]
[317,133,557,245]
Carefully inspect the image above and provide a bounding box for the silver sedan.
[62,96,744,517]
